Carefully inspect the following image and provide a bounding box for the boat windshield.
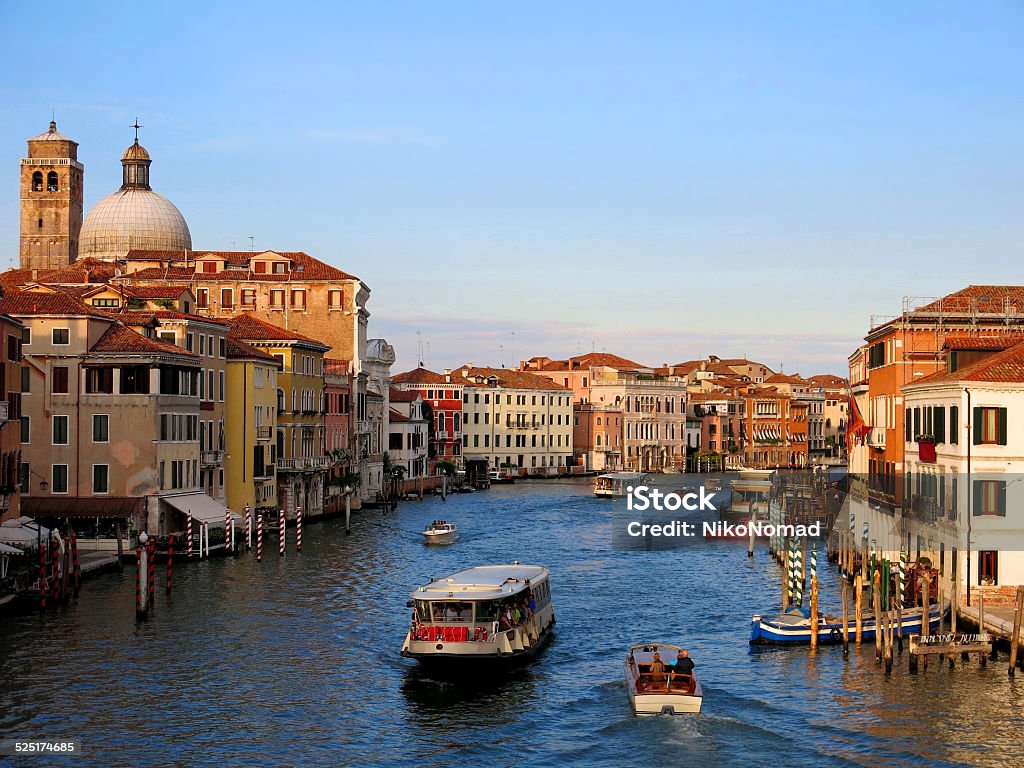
[417,600,473,623]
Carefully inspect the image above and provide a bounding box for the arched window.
[597,417,602,426]
[47,171,58,191]
[32,171,43,191]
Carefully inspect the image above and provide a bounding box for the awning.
[0,541,25,555]
[161,493,242,528]
[21,497,141,519]
[0,517,50,545]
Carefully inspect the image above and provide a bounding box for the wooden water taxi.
[401,563,555,670]
[749,602,948,645]
[624,643,703,715]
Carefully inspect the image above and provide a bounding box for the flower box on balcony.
[917,437,936,463]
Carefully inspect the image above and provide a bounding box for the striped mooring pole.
[279,509,286,557]
[245,505,252,550]
[202,521,209,558]
[49,535,60,605]
[186,514,193,558]
[296,506,303,553]
[166,534,174,593]
[225,509,232,554]
[135,543,146,621]
[257,514,263,562]
[810,548,818,586]
[791,540,804,607]
[70,530,81,597]
[38,539,47,611]
[147,539,156,613]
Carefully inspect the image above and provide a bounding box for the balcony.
[356,419,371,434]
[0,401,8,422]
[256,426,272,441]
[201,450,223,466]
[277,456,332,472]
[436,431,450,440]
[868,427,886,449]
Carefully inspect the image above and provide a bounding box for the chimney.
[32,269,39,281]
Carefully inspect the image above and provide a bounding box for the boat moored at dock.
[401,563,555,669]
[749,602,949,645]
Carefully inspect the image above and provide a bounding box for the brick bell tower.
[20,121,84,271]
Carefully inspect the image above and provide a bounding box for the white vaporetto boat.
[594,472,648,497]
[401,563,555,670]
[624,643,703,715]
[422,520,459,544]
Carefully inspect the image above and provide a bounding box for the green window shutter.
[905,408,912,442]
[950,406,958,444]
[972,480,983,516]
[973,407,983,444]
[998,481,1007,516]
[913,408,920,438]
[998,408,1008,446]
[934,406,946,443]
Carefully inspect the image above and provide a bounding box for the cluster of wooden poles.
[37,528,82,610]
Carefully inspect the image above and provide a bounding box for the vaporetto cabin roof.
[411,564,548,601]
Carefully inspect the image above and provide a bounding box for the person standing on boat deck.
[672,650,694,676]
[444,604,459,621]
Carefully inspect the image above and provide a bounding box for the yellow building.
[224,336,281,516]
[226,315,330,519]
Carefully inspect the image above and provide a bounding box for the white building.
[388,390,428,480]
[900,337,1024,606]
[458,366,573,474]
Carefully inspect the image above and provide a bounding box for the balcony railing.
[0,401,8,423]
[201,450,223,466]
[256,426,272,441]
[356,419,371,434]
[254,465,275,480]
[868,427,886,449]
[277,456,332,471]
[436,431,450,440]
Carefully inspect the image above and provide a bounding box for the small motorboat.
[422,520,459,545]
[624,643,703,715]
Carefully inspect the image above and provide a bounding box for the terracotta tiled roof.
[718,358,771,368]
[915,286,1024,315]
[225,335,281,364]
[765,373,808,385]
[91,324,197,357]
[534,352,648,372]
[225,313,329,348]
[123,249,359,281]
[392,365,448,385]
[459,365,572,391]
[942,333,1024,351]
[121,285,192,299]
[0,258,119,289]
[389,388,420,402]
[688,392,731,402]
[908,340,1024,385]
[118,266,197,281]
[806,374,849,387]
[0,291,113,318]
[118,309,228,327]
[389,408,412,423]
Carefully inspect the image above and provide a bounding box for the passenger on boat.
[499,605,515,630]
[672,649,695,675]
[649,653,667,683]
[444,604,460,621]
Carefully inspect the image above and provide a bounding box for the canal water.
[1,480,1022,768]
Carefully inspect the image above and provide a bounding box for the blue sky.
[2,1,1022,375]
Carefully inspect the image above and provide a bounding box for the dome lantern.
[121,139,152,190]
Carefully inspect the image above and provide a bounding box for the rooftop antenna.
[500,344,504,368]
[248,235,255,252]
[229,240,237,250]
[426,342,431,368]
[131,118,143,141]
[417,331,423,365]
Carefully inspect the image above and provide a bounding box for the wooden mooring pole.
[810,574,819,652]
[1009,585,1024,677]
[979,593,987,667]
[841,578,850,656]
[855,574,864,645]
[873,569,883,660]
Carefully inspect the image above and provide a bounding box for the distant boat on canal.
[401,563,555,670]
[422,520,459,545]
[594,472,648,497]
[749,602,949,645]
